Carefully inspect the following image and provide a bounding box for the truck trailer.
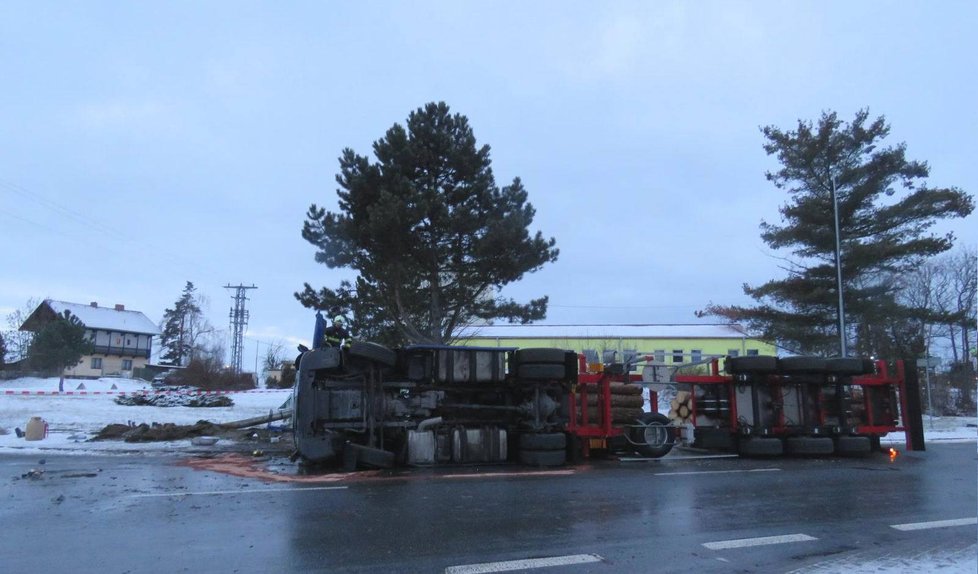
[290,340,915,469]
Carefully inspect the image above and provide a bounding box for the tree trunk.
[949,324,959,362]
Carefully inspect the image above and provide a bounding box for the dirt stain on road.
[178,454,381,483]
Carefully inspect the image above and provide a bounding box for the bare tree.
[947,247,976,363]
[3,297,41,363]
[262,342,285,374]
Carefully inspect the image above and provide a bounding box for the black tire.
[726,355,779,374]
[519,432,567,451]
[826,358,876,376]
[869,435,882,452]
[517,363,567,380]
[835,435,872,456]
[780,357,827,374]
[609,382,643,396]
[343,443,395,469]
[785,436,834,455]
[611,395,644,408]
[519,448,566,466]
[347,342,397,367]
[738,437,783,456]
[628,412,675,458]
[514,348,567,365]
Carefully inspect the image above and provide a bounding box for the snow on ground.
[880,415,978,444]
[0,377,291,455]
[792,544,978,574]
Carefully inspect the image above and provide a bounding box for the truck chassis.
[291,342,914,469]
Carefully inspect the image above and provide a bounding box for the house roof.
[457,324,759,340]
[21,300,161,336]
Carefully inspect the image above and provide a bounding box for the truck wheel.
[785,436,835,455]
[343,443,395,469]
[519,432,567,451]
[517,364,567,380]
[826,358,876,376]
[726,355,779,374]
[628,413,675,458]
[519,448,566,466]
[779,357,827,374]
[835,435,872,456]
[514,348,567,365]
[738,437,783,457]
[348,342,397,367]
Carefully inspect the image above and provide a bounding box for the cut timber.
[221,409,291,430]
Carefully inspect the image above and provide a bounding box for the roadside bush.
[265,364,295,389]
[168,358,256,391]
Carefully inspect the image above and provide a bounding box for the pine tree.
[297,102,559,345]
[27,310,94,389]
[702,110,973,357]
[160,282,206,366]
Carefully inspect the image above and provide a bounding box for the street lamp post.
[830,176,847,357]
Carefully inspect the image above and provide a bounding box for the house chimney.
[114,304,125,311]
[90,302,98,307]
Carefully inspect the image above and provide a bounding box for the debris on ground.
[94,410,292,444]
[94,420,229,442]
[22,468,44,479]
[114,391,234,408]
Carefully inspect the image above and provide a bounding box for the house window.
[672,350,684,364]
[91,357,103,369]
[747,349,759,356]
[728,349,740,357]
[691,349,702,363]
[122,359,133,370]
[654,350,665,363]
[126,338,132,346]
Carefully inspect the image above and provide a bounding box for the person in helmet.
[323,313,351,348]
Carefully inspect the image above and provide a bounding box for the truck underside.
[290,342,912,469]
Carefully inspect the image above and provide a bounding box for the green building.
[457,324,776,366]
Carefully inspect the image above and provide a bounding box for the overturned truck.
[291,341,915,469]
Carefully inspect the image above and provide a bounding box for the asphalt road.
[1,444,975,574]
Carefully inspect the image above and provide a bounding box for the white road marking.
[654,468,781,477]
[445,554,603,573]
[890,517,978,531]
[703,533,817,550]
[129,485,348,498]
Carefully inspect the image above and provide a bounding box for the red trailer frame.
[567,354,916,457]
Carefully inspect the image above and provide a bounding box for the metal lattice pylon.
[224,284,257,374]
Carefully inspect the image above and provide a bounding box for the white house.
[20,300,161,377]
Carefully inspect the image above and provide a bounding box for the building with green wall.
[457,324,776,366]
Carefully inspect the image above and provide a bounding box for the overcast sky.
[2,1,975,368]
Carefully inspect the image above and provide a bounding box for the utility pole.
[224,284,257,375]
[830,176,847,357]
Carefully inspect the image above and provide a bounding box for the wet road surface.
[1,444,975,573]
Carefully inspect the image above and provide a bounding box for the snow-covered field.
[0,377,291,455]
